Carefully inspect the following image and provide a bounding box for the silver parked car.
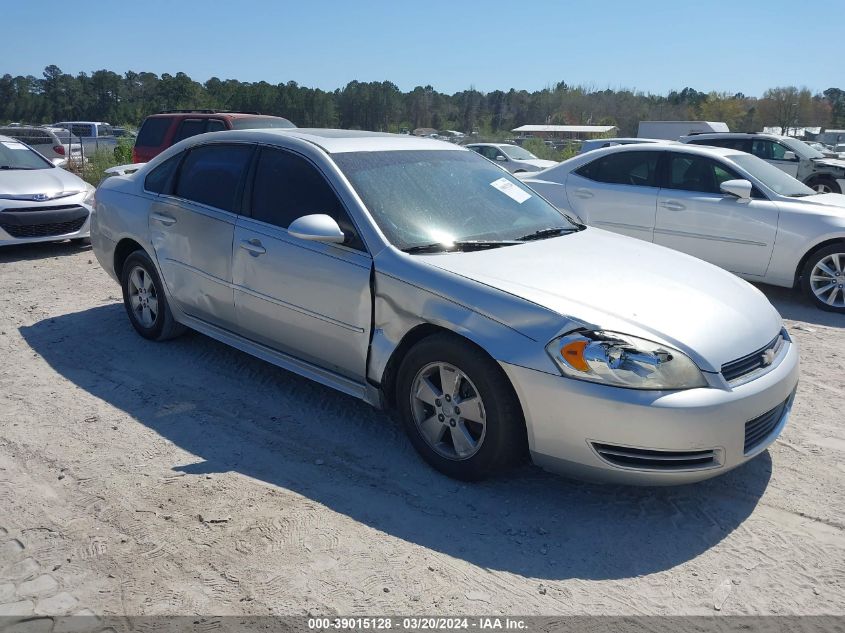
[0,126,84,164]
[92,129,798,484]
[0,135,94,247]
[523,143,845,313]
[465,143,557,173]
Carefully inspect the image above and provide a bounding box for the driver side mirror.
[720,179,753,200]
[495,155,507,162]
[287,214,346,243]
[782,151,798,161]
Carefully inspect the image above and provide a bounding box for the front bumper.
[501,338,799,485]
[0,202,91,246]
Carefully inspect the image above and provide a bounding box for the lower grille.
[0,217,86,238]
[744,395,791,454]
[592,442,719,471]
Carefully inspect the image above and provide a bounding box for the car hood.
[0,167,86,198]
[790,192,845,210]
[517,158,558,169]
[812,157,845,170]
[423,229,782,372]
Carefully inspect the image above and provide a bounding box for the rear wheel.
[396,333,526,480]
[120,250,186,340]
[806,176,840,194]
[801,243,845,313]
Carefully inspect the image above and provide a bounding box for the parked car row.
[7,115,840,485]
[84,127,804,486]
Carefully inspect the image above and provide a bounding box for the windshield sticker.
[1,141,29,150]
[490,177,531,204]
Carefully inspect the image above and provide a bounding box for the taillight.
[53,145,66,155]
[132,147,139,163]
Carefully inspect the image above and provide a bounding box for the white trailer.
[637,121,729,140]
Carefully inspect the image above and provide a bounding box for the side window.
[206,119,226,133]
[174,144,253,212]
[136,117,172,148]
[144,154,182,194]
[173,119,208,143]
[752,140,790,160]
[576,151,659,187]
[666,153,740,194]
[250,148,365,250]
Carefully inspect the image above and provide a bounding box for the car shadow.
[755,283,845,328]
[0,239,90,263]
[20,304,773,582]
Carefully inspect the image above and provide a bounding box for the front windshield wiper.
[402,239,521,254]
[516,226,579,241]
[0,166,37,170]
[787,192,818,197]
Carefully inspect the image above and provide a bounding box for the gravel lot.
[0,241,844,618]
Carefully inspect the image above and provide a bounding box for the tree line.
[2,65,844,137]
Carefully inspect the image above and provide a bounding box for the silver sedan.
[91,129,799,484]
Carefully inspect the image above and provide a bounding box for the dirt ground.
[0,240,844,618]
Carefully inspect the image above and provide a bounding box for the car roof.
[180,128,466,154]
[579,142,743,159]
[687,132,776,139]
[145,112,283,119]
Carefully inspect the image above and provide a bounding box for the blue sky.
[2,0,842,96]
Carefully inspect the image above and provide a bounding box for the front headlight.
[546,330,707,390]
[82,184,95,207]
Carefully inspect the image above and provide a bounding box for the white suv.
[683,133,845,194]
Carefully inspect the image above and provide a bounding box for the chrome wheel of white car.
[810,252,845,308]
[410,361,487,460]
[802,244,845,313]
[128,265,159,328]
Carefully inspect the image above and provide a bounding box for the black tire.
[120,250,186,340]
[805,176,841,194]
[395,332,526,480]
[800,243,845,313]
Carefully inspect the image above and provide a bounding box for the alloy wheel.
[410,362,487,460]
[810,252,845,308]
[127,265,159,328]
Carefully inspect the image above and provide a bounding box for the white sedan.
[524,143,845,313]
[465,143,557,174]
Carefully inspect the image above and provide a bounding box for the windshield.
[500,145,538,160]
[333,150,579,250]
[0,140,53,169]
[730,153,815,197]
[781,136,823,159]
[230,117,296,130]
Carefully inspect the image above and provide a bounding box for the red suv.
[132,110,296,163]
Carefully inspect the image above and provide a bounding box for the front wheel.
[120,250,186,340]
[396,333,526,480]
[806,176,841,194]
[801,244,845,313]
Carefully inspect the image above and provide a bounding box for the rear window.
[0,128,53,145]
[136,117,173,148]
[229,117,296,130]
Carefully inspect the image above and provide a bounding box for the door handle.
[240,239,266,256]
[150,212,176,226]
[660,201,686,211]
[574,188,594,199]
